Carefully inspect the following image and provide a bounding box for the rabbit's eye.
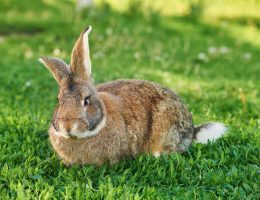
[84,96,90,106]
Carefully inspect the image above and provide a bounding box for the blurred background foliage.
[0,0,259,118]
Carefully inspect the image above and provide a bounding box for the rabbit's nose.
[59,120,75,133]
[63,122,72,132]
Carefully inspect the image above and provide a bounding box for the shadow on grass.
[219,16,260,28]
[0,0,74,35]
[77,4,260,83]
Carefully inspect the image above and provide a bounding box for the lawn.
[0,0,259,199]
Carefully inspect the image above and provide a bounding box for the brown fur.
[40,27,195,166]
[50,80,194,165]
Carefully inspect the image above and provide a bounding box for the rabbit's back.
[97,80,194,154]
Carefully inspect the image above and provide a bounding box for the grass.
[0,0,259,199]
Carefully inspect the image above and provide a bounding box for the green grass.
[0,0,259,199]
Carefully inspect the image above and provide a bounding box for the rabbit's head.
[39,26,106,138]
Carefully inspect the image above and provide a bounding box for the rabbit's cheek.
[87,113,103,131]
[70,116,106,138]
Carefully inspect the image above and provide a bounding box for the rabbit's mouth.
[52,116,106,139]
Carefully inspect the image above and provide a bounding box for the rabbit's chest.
[49,126,128,165]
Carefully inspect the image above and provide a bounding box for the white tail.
[195,122,227,144]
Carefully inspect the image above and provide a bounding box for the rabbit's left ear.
[70,26,92,81]
[39,57,70,84]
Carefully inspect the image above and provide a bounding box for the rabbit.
[39,26,227,166]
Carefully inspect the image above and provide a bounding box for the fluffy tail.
[194,122,227,144]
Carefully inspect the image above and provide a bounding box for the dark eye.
[84,96,90,106]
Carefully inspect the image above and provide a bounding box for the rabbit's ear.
[39,57,70,84]
[70,26,92,81]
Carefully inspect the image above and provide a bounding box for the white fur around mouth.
[53,116,106,139]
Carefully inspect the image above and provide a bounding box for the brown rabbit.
[39,26,227,165]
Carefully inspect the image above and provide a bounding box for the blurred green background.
[0,0,259,199]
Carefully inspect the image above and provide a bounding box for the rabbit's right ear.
[39,57,70,84]
[70,26,92,81]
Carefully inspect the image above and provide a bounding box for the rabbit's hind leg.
[147,114,172,158]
